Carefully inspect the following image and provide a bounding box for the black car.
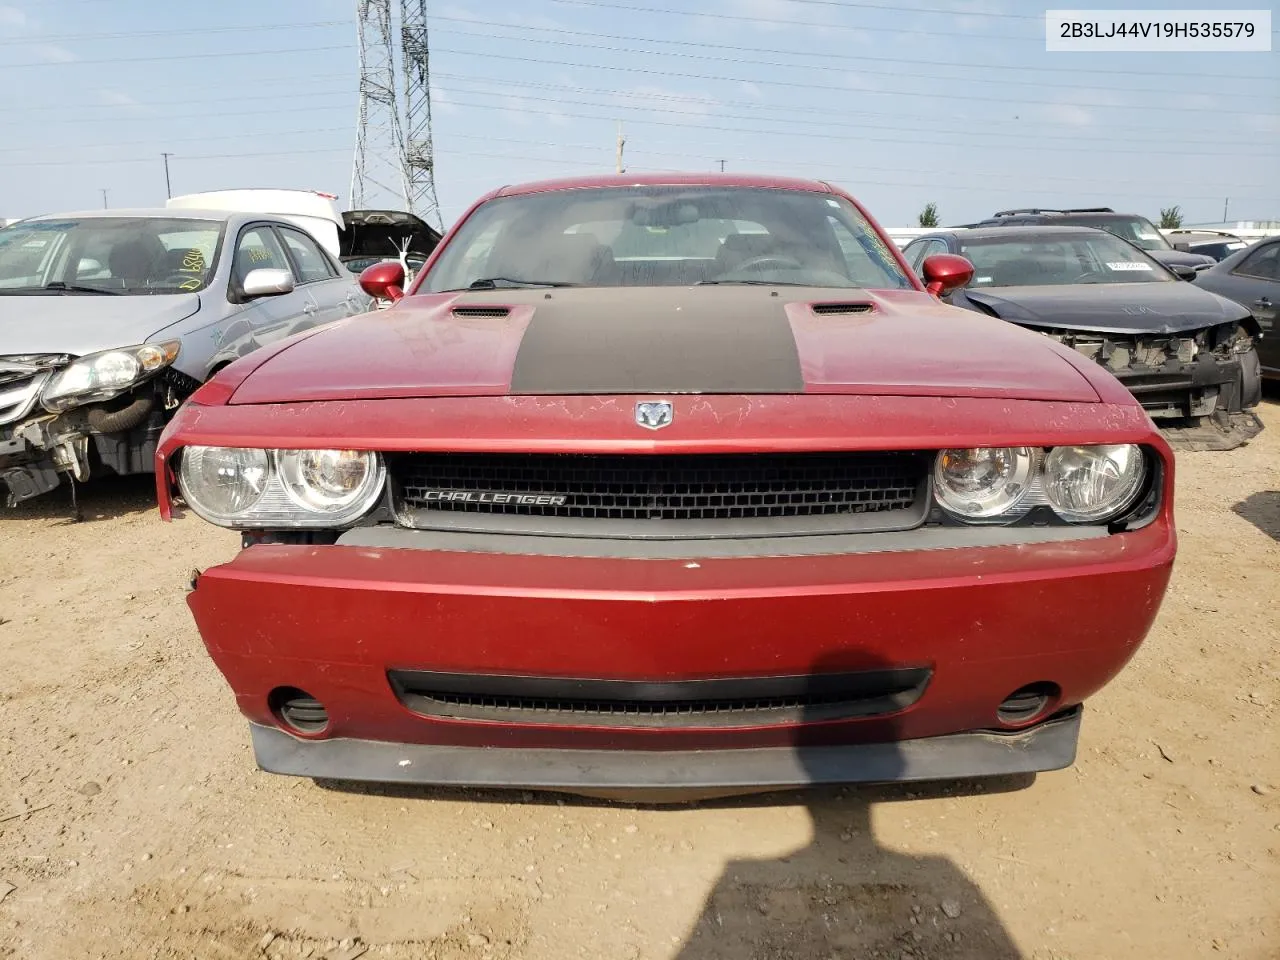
[1191,236,1279,380]
[1163,229,1251,263]
[903,226,1263,450]
[969,208,1216,272]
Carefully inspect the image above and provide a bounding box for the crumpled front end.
[1039,324,1263,450]
[1,353,198,506]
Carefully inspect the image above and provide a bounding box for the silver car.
[0,208,373,506]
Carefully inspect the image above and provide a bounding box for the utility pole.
[615,122,626,174]
[161,152,173,199]
[1222,197,1230,223]
[100,189,109,209]
[718,159,726,173]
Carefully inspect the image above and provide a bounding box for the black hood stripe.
[508,288,805,394]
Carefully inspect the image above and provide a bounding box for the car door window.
[905,239,944,272]
[1234,243,1280,281]
[233,226,291,286]
[278,227,337,284]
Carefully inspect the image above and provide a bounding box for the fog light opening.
[269,687,329,735]
[996,682,1061,727]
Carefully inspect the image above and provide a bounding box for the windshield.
[0,217,223,295]
[959,233,1175,287]
[423,186,912,292]
[1067,215,1171,251]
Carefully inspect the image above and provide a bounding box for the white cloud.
[1186,93,1217,110]
[0,5,26,27]
[32,43,77,62]
[1243,113,1279,134]
[545,110,570,127]
[1043,103,1095,127]
[98,89,140,108]
[618,85,718,124]
[738,81,763,101]
[430,82,459,115]
[1039,90,1126,127]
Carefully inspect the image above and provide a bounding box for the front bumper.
[188,518,1174,789]
[251,707,1082,793]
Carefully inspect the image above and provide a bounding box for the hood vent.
[452,306,511,319]
[810,302,874,316]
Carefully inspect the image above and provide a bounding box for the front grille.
[389,451,926,535]
[389,669,931,728]
[0,356,61,426]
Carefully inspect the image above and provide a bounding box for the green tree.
[1159,205,1183,229]
[918,202,940,228]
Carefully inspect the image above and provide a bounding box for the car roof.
[916,225,1119,242]
[491,172,836,199]
[979,210,1140,224]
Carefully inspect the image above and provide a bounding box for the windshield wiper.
[463,277,579,290]
[696,279,821,286]
[43,281,122,295]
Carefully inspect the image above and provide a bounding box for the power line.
[0,127,351,155]
[546,0,1035,41]
[429,84,1277,165]
[426,14,1277,84]
[433,72,1270,141]
[428,24,1280,104]
[0,20,349,45]
[429,45,1279,118]
[430,93,1274,163]
[0,43,353,69]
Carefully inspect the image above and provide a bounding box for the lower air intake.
[388,669,931,729]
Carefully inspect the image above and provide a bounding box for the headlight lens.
[277,449,383,514]
[42,341,180,412]
[933,447,1037,519]
[178,446,271,524]
[176,446,385,528]
[1043,444,1145,522]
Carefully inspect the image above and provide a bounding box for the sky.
[0,0,1276,230]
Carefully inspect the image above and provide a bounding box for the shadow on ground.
[1232,490,1280,542]
[3,473,156,525]
[317,650,1033,958]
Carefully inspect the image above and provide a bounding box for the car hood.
[956,282,1251,335]
[0,292,201,356]
[230,286,1101,405]
[1148,249,1216,268]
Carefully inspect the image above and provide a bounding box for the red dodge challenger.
[156,175,1175,796]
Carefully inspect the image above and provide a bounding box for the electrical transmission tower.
[351,0,442,229]
[400,0,441,228]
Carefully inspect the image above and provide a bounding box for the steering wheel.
[734,254,804,273]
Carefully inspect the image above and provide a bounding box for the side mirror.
[921,254,975,297]
[241,268,295,298]
[359,261,406,302]
[1170,263,1198,281]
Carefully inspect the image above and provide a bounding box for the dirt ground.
[1,403,1277,960]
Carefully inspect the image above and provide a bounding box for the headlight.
[42,341,180,412]
[933,447,1037,520]
[1043,444,1145,522]
[178,446,271,524]
[177,446,385,529]
[277,449,384,515]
